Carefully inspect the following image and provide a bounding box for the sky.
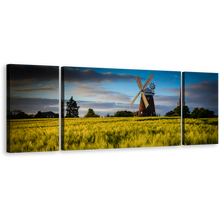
[9,66,216,117]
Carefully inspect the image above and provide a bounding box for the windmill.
[130,74,156,116]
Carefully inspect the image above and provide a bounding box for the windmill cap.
[143,88,154,95]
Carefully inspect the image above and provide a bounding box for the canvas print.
[6,63,220,153]
[7,64,59,153]
[61,67,181,150]
[185,71,220,146]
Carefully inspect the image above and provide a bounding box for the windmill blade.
[135,76,143,90]
[130,91,141,108]
[141,92,149,108]
[142,73,154,90]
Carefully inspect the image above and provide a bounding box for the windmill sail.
[129,91,141,108]
[135,76,143,90]
[141,92,149,108]
[142,73,154,90]
[130,73,154,110]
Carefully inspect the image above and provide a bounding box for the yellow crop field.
[8,117,217,153]
[7,119,59,153]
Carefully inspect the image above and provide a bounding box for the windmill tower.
[130,74,156,117]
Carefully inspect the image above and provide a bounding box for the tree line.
[66,96,218,119]
[165,105,216,118]
[7,110,41,119]
[9,97,216,119]
[7,110,58,119]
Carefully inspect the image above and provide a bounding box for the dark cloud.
[185,80,220,110]
[154,80,220,114]
[12,85,59,92]
[10,81,220,116]
[8,64,59,84]
[9,65,169,85]
[63,67,146,83]
[9,97,59,114]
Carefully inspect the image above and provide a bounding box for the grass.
[8,117,217,152]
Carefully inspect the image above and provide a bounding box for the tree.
[16,111,29,119]
[201,108,214,118]
[6,110,12,119]
[205,109,215,118]
[173,105,190,117]
[132,111,139,117]
[35,111,42,118]
[173,106,181,116]
[84,108,100,117]
[191,107,199,118]
[114,110,133,117]
[11,110,22,118]
[191,107,215,118]
[165,110,175,116]
[105,113,111,117]
[197,108,207,118]
[66,96,80,118]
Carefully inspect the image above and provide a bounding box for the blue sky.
[10,65,217,117]
[64,67,181,116]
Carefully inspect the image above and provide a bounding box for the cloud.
[9,97,59,114]
[10,95,20,98]
[69,83,132,103]
[8,64,59,83]
[184,80,218,113]
[63,99,139,117]
[154,95,179,106]
[63,67,146,83]
[153,77,177,83]
[10,77,220,116]
[77,100,134,109]
[155,105,178,116]
[12,85,59,92]
[10,79,34,88]
[10,96,138,116]
[159,87,180,94]
[11,65,172,87]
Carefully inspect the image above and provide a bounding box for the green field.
[7,117,218,152]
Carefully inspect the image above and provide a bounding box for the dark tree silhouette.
[165,110,175,116]
[35,111,42,118]
[66,96,80,118]
[84,108,100,117]
[191,107,215,118]
[173,105,190,117]
[16,112,29,119]
[114,110,134,117]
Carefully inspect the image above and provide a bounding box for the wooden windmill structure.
[130,74,156,116]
